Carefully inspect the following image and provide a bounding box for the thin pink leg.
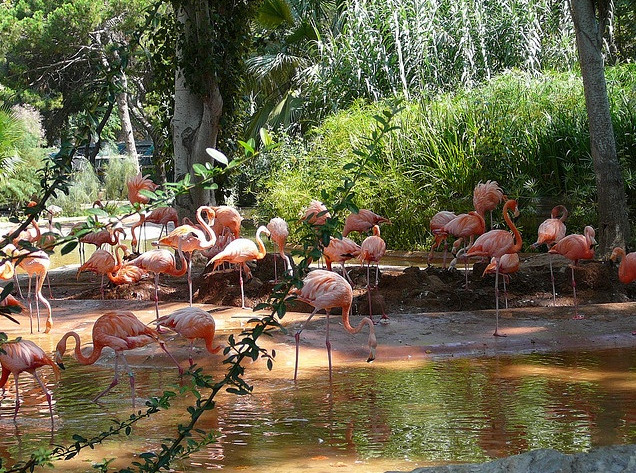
[325,310,332,381]
[572,265,584,319]
[493,260,506,337]
[294,308,319,381]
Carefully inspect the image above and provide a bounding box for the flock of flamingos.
[0,175,635,424]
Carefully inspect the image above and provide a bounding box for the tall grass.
[49,158,100,216]
[254,65,636,250]
[102,155,140,200]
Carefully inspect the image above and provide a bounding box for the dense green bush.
[253,64,636,250]
[48,158,100,216]
[102,154,140,200]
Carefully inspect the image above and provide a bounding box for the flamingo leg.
[442,239,448,269]
[187,253,193,307]
[366,263,374,322]
[38,285,52,334]
[238,264,247,309]
[153,273,163,331]
[188,340,195,367]
[549,254,556,304]
[13,272,23,299]
[159,341,183,375]
[294,308,320,381]
[34,277,41,332]
[463,242,469,288]
[493,260,506,337]
[32,371,54,424]
[100,274,105,300]
[503,274,508,309]
[273,249,278,283]
[12,374,21,420]
[325,309,332,382]
[571,265,584,319]
[94,354,121,403]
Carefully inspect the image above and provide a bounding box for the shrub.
[102,154,140,200]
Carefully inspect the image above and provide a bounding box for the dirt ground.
[9,248,629,376]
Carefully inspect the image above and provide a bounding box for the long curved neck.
[60,331,104,365]
[503,201,522,253]
[166,240,188,277]
[254,228,268,259]
[341,302,370,335]
[196,207,217,246]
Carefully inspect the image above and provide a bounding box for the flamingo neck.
[341,304,377,360]
[196,207,217,247]
[254,228,268,259]
[60,331,103,365]
[167,241,188,277]
[205,337,222,355]
[503,201,522,252]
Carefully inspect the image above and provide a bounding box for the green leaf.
[193,163,207,176]
[205,148,229,166]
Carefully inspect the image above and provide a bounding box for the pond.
[1,347,634,472]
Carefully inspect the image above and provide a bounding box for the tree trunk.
[172,2,222,217]
[116,72,139,173]
[570,0,629,256]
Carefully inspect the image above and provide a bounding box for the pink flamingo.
[126,172,158,206]
[106,244,147,285]
[428,210,457,268]
[209,225,270,309]
[76,249,117,299]
[482,252,520,309]
[442,211,486,286]
[0,339,60,422]
[342,209,390,237]
[531,205,568,303]
[131,206,179,252]
[473,180,505,228]
[156,206,216,306]
[290,269,377,381]
[55,311,182,405]
[466,199,522,336]
[267,217,291,281]
[548,226,596,319]
[302,200,330,227]
[78,225,125,265]
[323,236,361,283]
[359,225,387,322]
[123,236,187,323]
[610,247,636,284]
[155,306,222,367]
[211,205,243,239]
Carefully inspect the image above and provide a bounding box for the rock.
[388,445,636,473]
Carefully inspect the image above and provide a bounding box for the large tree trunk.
[116,72,139,173]
[172,2,222,217]
[570,0,629,256]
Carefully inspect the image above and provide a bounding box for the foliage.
[253,64,636,249]
[48,158,101,215]
[102,154,141,200]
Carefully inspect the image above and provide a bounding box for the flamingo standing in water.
[548,226,596,320]
[155,306,223,367]
[123,237,187,323]
[482,252,520,309]
[0,339,60,422]
[209,226,271,309]
[290,269,376,381]
[156,206,216,306]
[532,205,568,303]
[428,210,457,268]
[55,311,182,405]
[342,209,390,237]
[359,225,387,322]
[466,199,522,336]
[267,217,291,281]
[473,180,505,229]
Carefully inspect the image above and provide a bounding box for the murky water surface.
[0,348,634,472]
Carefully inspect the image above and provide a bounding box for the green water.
[1,348,634,472]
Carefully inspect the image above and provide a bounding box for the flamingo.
[155,306,222,367]
[156,206,216,306]
[211,205,243,239]
[302,200,330,227]
[126,172,158,206]
[428,210,457,268]
[76,249,117,299]
[131,206,179,252]
[442,211,486,286]
[466,199,522,336]
[209,225,271,309]
[323,236,361,283]
[7,245,52,333]
[473,180,505,228]
[482,252,520,309]
[0,339,60,422]
[610,247,636,284]
[531,205,568,303]
[107,244,147,285]
[290,270,377,381]
[267,217,291,281]
[55,311,182,405]
[548,226,596,319]
[342,209,390,237]
[123,236,187,323]
[79,225,126,265]
[359,225,387,322]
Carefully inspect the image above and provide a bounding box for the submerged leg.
[294,308,319,381]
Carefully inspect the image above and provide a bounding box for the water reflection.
[0,349,634,472]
